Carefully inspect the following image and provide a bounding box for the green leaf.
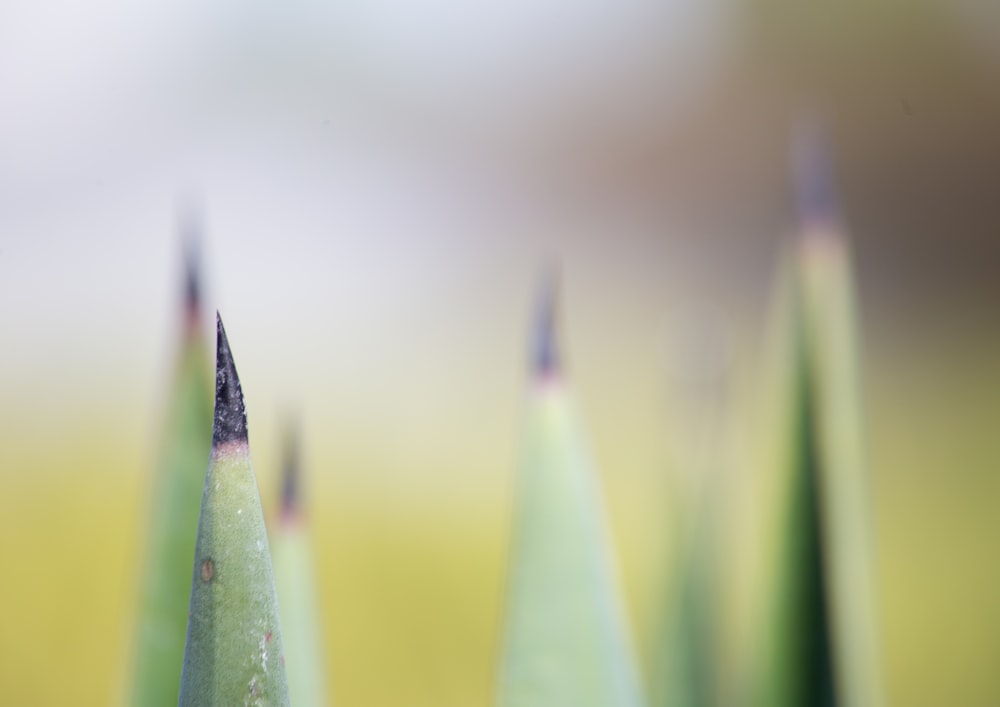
[129,257,213,707]
[758,229,885,707]
[497,277,644,707]
[179,314,290,706]
[270,427,330,706]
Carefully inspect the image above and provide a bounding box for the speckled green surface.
[179,444,290,706]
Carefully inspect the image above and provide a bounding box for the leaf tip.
[213,313,248,445]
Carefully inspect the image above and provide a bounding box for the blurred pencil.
[758,249,837,707]
[795,148,885,707]
[497,271,644,707]
[270,421,330,706]
[652,310,731,707]
[129,237,212,707]
[179,314,290,706]
[758,125,884,707]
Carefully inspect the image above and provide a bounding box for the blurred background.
[1,0,999,704]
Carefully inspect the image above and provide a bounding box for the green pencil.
[497,273,645,707]
[270,422,330,706]
[758,246,837,707]
[179,314,290,706]
[129,242,213,707]
[758,127,884,707]
[652,315,729,707]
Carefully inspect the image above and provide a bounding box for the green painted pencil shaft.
[497,275,644,707]
[179,314,290,706]
[652,317,731,707]
[654,484,722,707]
[759,128,884,707]
[272,525,328,706]
[799,231,884,707]
[760,260,837,707]
[271,428,330,706]
[130,252,212,707]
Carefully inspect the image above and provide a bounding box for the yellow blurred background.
[1,0,999,705]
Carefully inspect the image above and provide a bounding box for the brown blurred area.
[442,1,1000,309]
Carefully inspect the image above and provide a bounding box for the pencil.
[497,270,644,707]
[179,314,290,706]
[129,239,213,707]
[758,125,884,707]
[270,420,330,706]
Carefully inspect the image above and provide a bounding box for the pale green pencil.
[129,242,212,707]
[497,273,645,707]
[758,128,885,707]
[179,314,290,706]
[270,423,330,706]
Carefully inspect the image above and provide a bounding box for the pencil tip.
[182,239,202,327]
[792,119,840,229]
[531,265,561,378]
[280,421,301,519]
[213,313,248,445]
[177,199,205,327]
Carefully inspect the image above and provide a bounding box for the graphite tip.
[531,265,561,378]
[791,119,840,229]
[280,419,302,519]
[177,198,205,323]
[213,312,248,445]
[182,237,202,326]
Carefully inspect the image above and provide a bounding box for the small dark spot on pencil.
[265,631,273,643]
[201,558,214,583]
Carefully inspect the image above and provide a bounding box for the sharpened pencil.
[129,239,213,707]
[758,126,884,707]
[270,421,330,706]
[179,314,290,706]
[497,270,644,707]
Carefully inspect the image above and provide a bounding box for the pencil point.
[182,240,202,327]
[532,266,561,379]
[792,119,840,230]
[213,313,248,445]
[178,201,205,328]
[280,421,301,519]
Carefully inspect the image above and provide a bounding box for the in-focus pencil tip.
[280,421,302,520]
[531,265,561,379]
[213,313,248,445]
[792,119,840,230]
